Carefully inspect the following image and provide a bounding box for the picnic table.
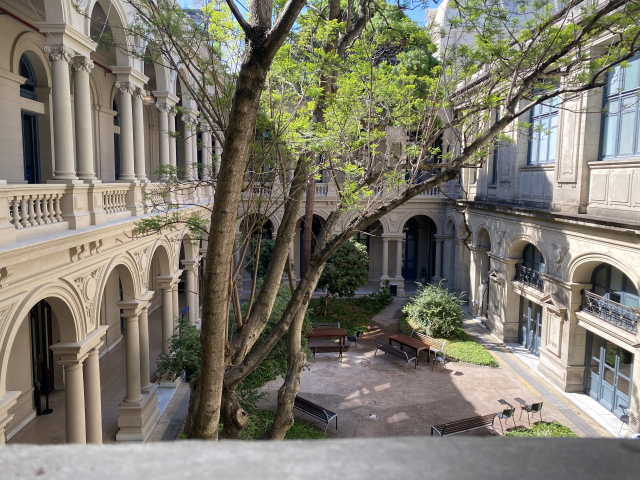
[388,333,432,366]
[307,327,347,345]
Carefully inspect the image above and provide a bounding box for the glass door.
[585,332,634,417]
[22,112,41,184]
[518,298,542,356]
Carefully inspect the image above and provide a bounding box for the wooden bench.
[294,396,338,434]
[311,322,340,329]
[374,339,417,372]
[431,413,497,436]
[412,330,446,357]
[311,345,349,362]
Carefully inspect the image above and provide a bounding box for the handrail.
[581,289,638,333]
[514,264,544,291]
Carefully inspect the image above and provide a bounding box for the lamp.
[143,93,155,105]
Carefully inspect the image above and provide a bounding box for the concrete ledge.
[0,438,638,479]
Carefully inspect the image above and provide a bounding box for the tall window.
[523,243,545,273]
[528,97,558,164]
[592,264,639,308]
[19,54,37,101]
[601,55,640,160]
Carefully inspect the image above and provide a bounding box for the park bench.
[294,396,338,434]
[431,413,497,437]
[311,345,349,362]
[411,330,446,358]
[374,339,417,372]
[311,322,341,329]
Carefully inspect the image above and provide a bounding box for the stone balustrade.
[0,183,213,247]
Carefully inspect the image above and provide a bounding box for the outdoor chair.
[347,331,360,350]
[496,407,516,434]
[619,404,630,436]
[519,402,543,425]
[432,351,447,372]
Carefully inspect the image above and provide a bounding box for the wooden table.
[307,328,347,346]
[388,333,431,366]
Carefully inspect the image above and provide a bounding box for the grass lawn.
[399,316,499,367]
[239,409,326,440]
[504,421,578,438]
[308,291,392,335]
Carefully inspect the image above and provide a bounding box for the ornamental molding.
[133,87,147,100]
[70,240,103,263]
[71,57,94,73]
[71,0,89,14]
[552,244,570,273]
[496,231,506,251]
[0,267,12,288]
[72,267,104,328]
[43,45,72,63]
[114,82,136,95]
[156,103,172,113]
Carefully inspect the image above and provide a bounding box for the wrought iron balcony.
[581,290,638,333]
[514,264,544,291]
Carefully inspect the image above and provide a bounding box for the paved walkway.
[258,297,610,438]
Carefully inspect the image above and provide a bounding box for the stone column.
[432,235,445,283]
[159,282,174,354]
[192,125,199,180]
[380,237,390,287]
[44,45,77,181]
[62,362,86,444]
[72,57,97,181]
[122,311,143,403]
[83,346,102,444]
[156,103,171,173]
[138,304,152,393]
[132,88,147,182]
[182,259,200,325]
[200,121,211,181]
[182,115,194,179]
[114,82,137,181]
[169,110,177,168]
[394,237,405,295]
[172,282,180,324]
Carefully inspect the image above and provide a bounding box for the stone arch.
[568,253,640,290]
[506,233,545,261]
[445,216,456,235]
[376,215,391,234]
[88,69,103,108]
[0,283,84,396]
[93,254,143,327]
[10,32,52,88]
[86,0,133,67]
[474,224,491,249]
[147,238,173,278]
[396,210,441,235]
[179,229,201,261]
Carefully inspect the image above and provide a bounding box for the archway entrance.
[401,216,437,283]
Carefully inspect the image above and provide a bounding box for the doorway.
[518,297,542,356]
[585,332,633,418]
[29,301,55,415]
[22,112,41,184]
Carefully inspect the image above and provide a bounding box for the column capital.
[71,56,94,73]
[182,257,202,271]
[132,87,147,100]
[156,103,172,113]
[44,45,72,63]
[117,291,154,317]
[434,234,450,241]
[115,82,136,96]
[157,271,183,290]
[49,326,107,365]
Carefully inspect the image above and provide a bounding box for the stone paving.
[259,297,611,438]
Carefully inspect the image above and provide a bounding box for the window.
[19,54,37,101]
[591,264,639,308]
[600,55,640,160]
[523,243,545,273]
[113,99,119,126]
[528,97,558,164]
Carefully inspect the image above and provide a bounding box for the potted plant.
[420,267,428,284]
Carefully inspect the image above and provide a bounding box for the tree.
[318,240,370,315]
[123,0,640,440]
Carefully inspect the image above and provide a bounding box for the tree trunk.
[301,177,315,277]
[220,384,248,439]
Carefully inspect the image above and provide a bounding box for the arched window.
[19,54,37,101]
[591,264,639,308]
[523,244,545,273]
[601,54,640,160]
[113,99,119,126]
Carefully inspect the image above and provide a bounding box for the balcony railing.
[315,183,328,197]
[514,264,544,291]
[581,290,638,333]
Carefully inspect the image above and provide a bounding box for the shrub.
[156,315,201,382]
[238,409,326,440]
[504,422,578,438]
[401,283,465,338]
[244,238,276,278]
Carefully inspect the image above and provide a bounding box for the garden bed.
[399,316,499,367]
[239,409,326,440]
[308,290,392,335]
[504,421,578,438]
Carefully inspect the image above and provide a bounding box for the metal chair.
[619,404,630,436]
[496,407,516,434]
[519,402,543,425]
[432,351,447,372]
[347,331,360,350]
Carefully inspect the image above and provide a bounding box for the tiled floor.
[9,294,186,444]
